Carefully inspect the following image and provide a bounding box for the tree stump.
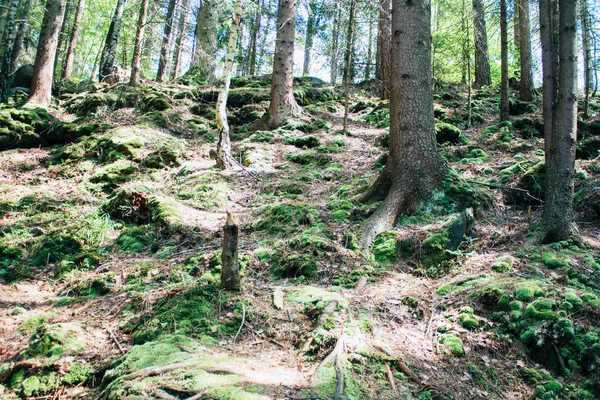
[221,212,240,291]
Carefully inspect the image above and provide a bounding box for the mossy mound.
[287,286,347,310]
[230,104,265,126]
[175,172,231,210]
[509,98,536,115]
[131,286,243,344]
[30,235,82,267]
[439,333,464,356]
[0,108,55,150]
[251,203,321,236]
[64,91,120,116]
[286,151,330,167]
[492,255,515,272]
[237,143,275,170]
[89,160,138,189]
[513,117,544,139]
[577,138,600,160]
[505,162,545,206]
[371,231,398,264]
[436,122,467,145]
[22,323,87,359]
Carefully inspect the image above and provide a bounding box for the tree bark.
[472,0,491,88]
[360,0,447,248]
[53,0,71,82]
[543,0,577,243]
[261,0,299,129]
[343,0,355,133]
[28,0,66,107]
[0,0,18,103]
[518,0,534,100]
[61,0,85,81]
[99,0,126,83]
[130,0,149,86]
[513,0,520,58]
[156,0,178,82]
[377,0,391,100]
[302,0,316,76]
[186,0,217,84]
[215,0,243,169]
[247,0,262,76]
[500,0,509,121]
[221,213,240,291]
[170,0,190,81]
[580,0,592,118]
[10,0,34,75]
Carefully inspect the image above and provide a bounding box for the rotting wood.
[273,287,284,310]
[385,362,400,398]
[221,212,240,291]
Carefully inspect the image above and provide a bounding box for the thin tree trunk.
[156,0,178,82]
[377,0,391,99]
[130,0,149,86]
[247,0,262,75]
[343,0,355,133]
[518,0,534,100]
[10,0,34,75]
[543,0,577,242]
[215,0,243,169]
[53,0,71,82]
[500,0,509,121]
[28,0,66,107]
[581,0,592,118]
[365,12,374,81]
[170,0,189,81]
[99,0,126,83]
[0,0,18,103]
[360,0,447,248]
[464,0,472,126]
[61,0,85,81]
[302,0,316,76]
[513,0,520,59]
[330,3,341,85]
[472,0,491,87]
[539,0,556,152]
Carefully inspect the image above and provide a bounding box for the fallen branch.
[385,362,400,398]
[121,360,198,381]
[466,180,544,203]
[233,303,246,344]
[107,329,125,354]
[0,360,43,381]
[373,344,425,387]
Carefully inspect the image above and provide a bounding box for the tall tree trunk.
[142,0,157,66]
[377,0,391,99]
[539,0,556,155]
[10,0,34,74]
[365,12,374,81]
[580,0,592,118]
[53,0,71,82]
[330,3,341,85]
[61,0,85,81]
[513,0,520,59]
[99,0,126,82]
[221,213,240,291]
[156,0,178,82]
[28,0,66,107]
[343,0,355,133]
[0,0,18,103]
[302,0,316,76]
[360,0,447,248]
[215,0,243,169]
[130,0,149,86]
[500,0,510,121]
[247,0,262,75]
[518,0,534,100]
[472,0,491,87]
[170,0,189,80]
[187,0,217,84]
[543,0,578,242]
[260,0,299,129]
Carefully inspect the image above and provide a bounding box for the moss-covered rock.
[577,138,600,160]
[371,231,399,264]
[439,333,464,356]
[436,122,467,145]
[89,160,137,188]
[492,255,515,272]
[31,235,82,267]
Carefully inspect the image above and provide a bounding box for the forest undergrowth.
[0,78,599,399]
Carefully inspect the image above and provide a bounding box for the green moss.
[371,231,398,263]
[524,298,556,321]
[89,160,137,188]
[515,281,546,301]
[492,255,515,272]
[459,313,479,329]
[252,203,321,236]
[23,323,86,359]
[435,123,466,145]
[30,235,82,267]
[562,291,583,311]
[542,252,570,269]
[439,334,464,356]
[286,151,330,167]
[581,293,599,307]
[287,286,347,310]
[116,226,156,252]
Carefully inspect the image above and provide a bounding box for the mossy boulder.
[7,360,93,398]
[514,281,547,302]
[492,255,515,272]
[65,91,119,116]
[371,231,399,264]
[0,108,56,150]
[436,122,466,145]
[230,104,265,126]
[576,138,600,160]
[23,323,87,359]
[439,333,464,356]
[89,160,137,188]
[287,286,347,310]
[139,92,172,112]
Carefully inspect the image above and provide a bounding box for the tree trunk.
[500,0,509,121]
[221,213,240,291]
[10,0,34,75]
[330,3,341,85]
[472,0,491,88]
[215,0,243,169]
[99,0,126,83]
[580,0,592,118]
[261,0,299,129]
[156,0,178,82]
[343,0,355,133]
[130,0,149,86]
[170,0,190,81]
[0,0,18,103]
[539,0,556,155]
[302,0,316,76]
[360,0,447,248]
[365,12,374,81]
[61,0,85,81]
[53,0,71,82]
[377,0,391,100]
[513,0,520,59]
[247,0,262,76]
[187,0,217,84]
[28,0,66,107]
[518,0,534,100]
[543,0,577,243]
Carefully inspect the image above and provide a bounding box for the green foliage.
[371,232,398,264]
[31,235,82,267]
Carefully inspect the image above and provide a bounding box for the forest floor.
[0,78,599,400]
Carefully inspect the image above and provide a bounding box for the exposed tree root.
[355,167,391,204]
[359,185,401,249]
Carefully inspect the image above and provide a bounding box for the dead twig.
[107,329,125,354]
[385,362,400,398]
[233,303,246,344]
